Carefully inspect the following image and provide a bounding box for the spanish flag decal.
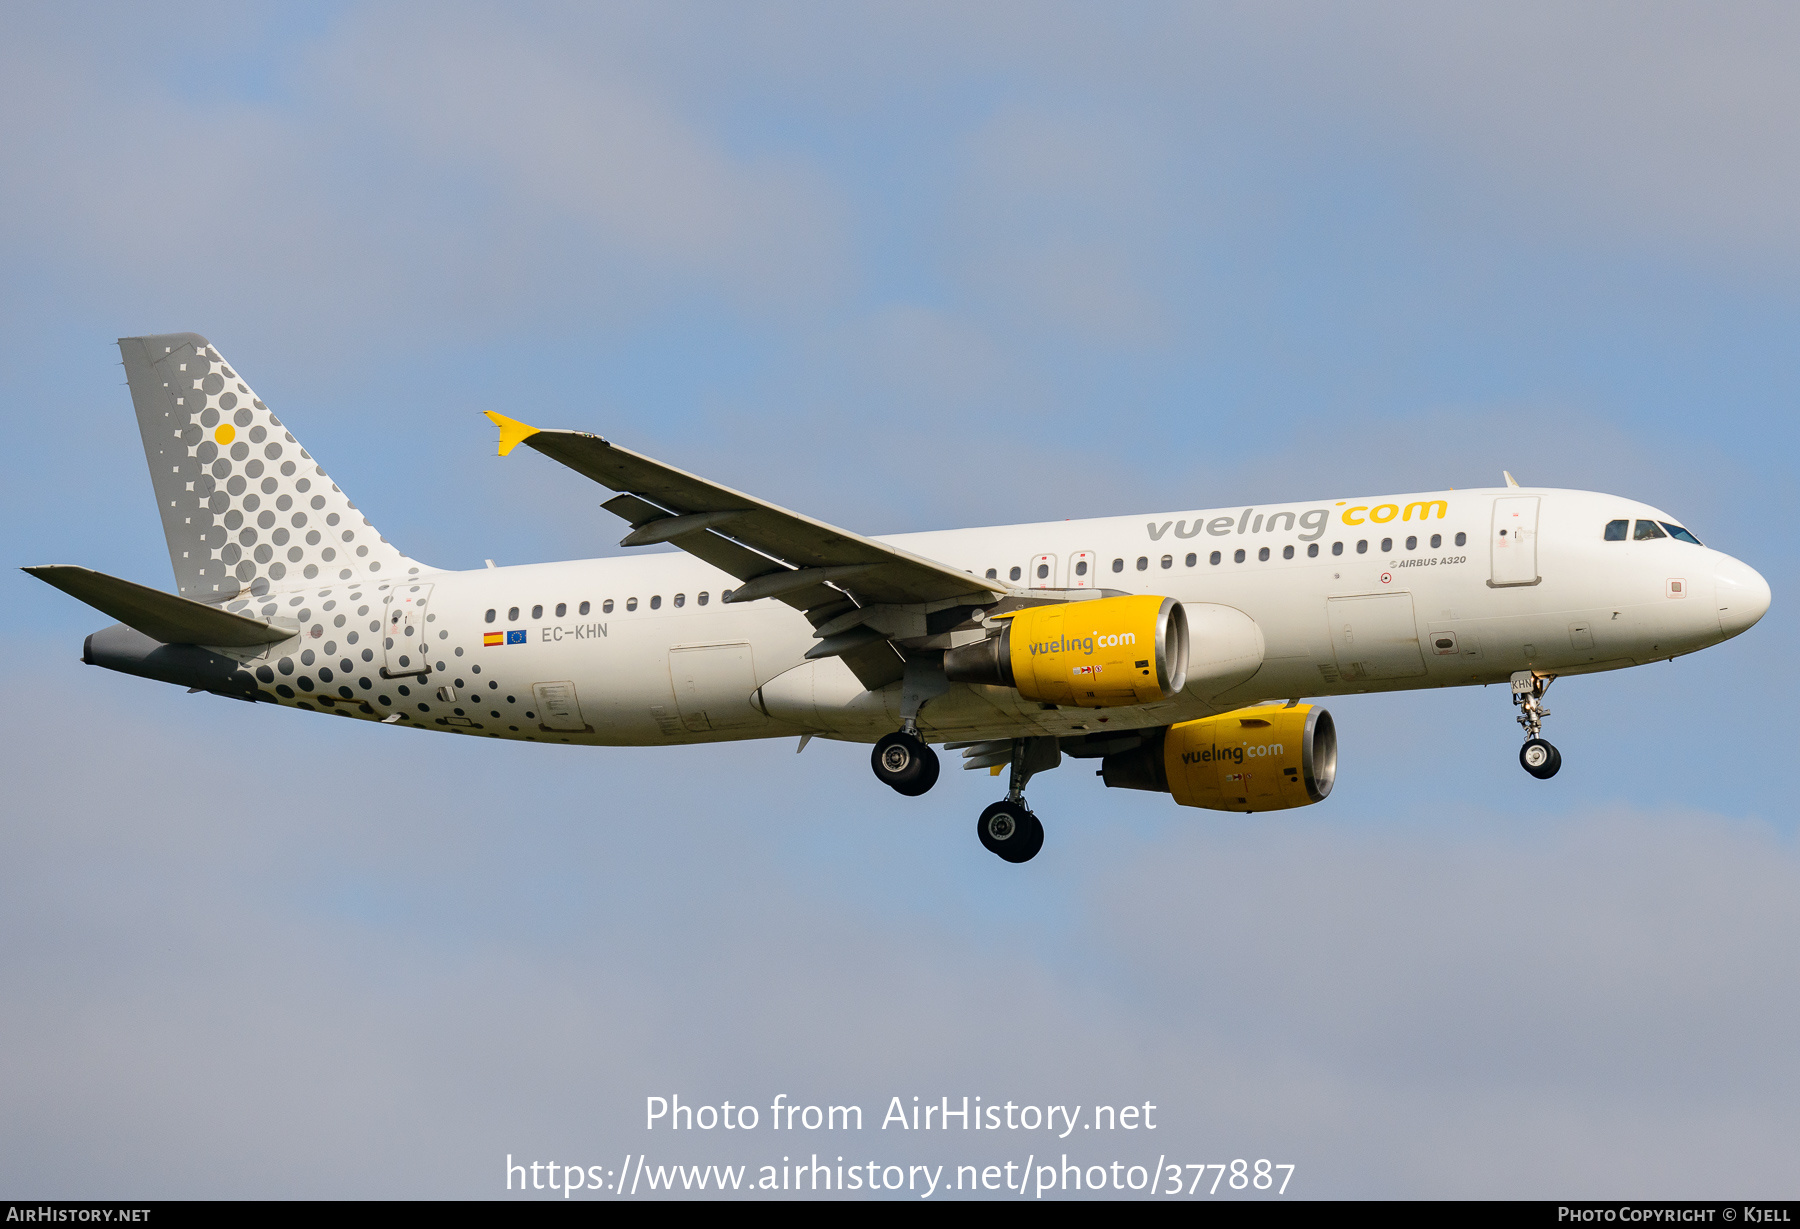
[483,632,504,646]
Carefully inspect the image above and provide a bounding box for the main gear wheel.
[872,730,940,796]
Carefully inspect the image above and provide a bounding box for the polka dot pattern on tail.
[122,333,424,603]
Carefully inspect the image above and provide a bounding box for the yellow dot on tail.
[214,423,235,445]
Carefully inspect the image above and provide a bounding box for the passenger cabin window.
[555,602,566,617]
[626,597,638,611]
[1356,540,1368,554]
[507,606,520,621]
[578,601,590,615]
[1634,519,1667,541]
[484,608,496,623]
[1161,555,1172,569]
[1331,542,1343,556]
[1604,519,1629,541]
[1009,566,1022,581]
[721,589,734,602]
[602,599,614,613]
[1137,556,1148,571]
[1380,537,1393,552]
[1234,548,1246,563]
[1210,551,1221,565]
[1430,534,1441,549]
[1662,522,1703,545]
[698,592,709,605]
[531,604,543,619]
[986,568,998,579]
[650,595,662,610]
[1258,546,1270,561]
[1075,560,1088,576]
[674,593,686,607]
[1306,544,1318,558]
[1185,553,1197,567]
[1112,558,1124,573]
[1037,563,1049,579]
[1283,545,1295,559]
[1454,532,1466,546]
[1405,536,1417,550]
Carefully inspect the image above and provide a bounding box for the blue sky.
[3,1,1797,1198]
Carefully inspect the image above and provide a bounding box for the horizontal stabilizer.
[24,565,293,648]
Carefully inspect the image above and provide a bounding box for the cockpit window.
[1633,519,1666,541]
[1660,522,1703,545]
[1604,519,1628,541]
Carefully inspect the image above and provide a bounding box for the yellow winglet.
[485,411,540,457]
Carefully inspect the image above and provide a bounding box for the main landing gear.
[871,728,939,796]
[870,655,949,796]
[868,655,1057,863]
[978,800,1043,864]
[966,736,1059,864]
[1511,670,1561,780]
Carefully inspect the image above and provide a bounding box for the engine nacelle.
[1101,703,1336,812]
[944,594,1188,708]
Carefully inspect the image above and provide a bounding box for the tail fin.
[119,333,425,603]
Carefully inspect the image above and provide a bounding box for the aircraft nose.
[1714,554,1771,639]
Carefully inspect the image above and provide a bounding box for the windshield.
[1660,522,1703,545]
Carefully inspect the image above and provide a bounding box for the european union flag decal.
[506,629,527,645]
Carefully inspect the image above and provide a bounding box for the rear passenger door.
[381,582,434,678]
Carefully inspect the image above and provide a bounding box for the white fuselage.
[245,486,1766,747]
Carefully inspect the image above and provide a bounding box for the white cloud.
[317,9,849,310]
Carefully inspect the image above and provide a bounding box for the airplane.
[27,333,1771,863]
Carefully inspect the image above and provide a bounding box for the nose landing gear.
[1512,671,1561,779]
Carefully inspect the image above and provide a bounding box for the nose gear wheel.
[1520,737,1561,779]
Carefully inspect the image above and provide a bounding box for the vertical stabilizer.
[119,333,425,603]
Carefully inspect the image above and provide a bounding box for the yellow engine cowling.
[943,594,1188,708]
[1100,703,1337,812]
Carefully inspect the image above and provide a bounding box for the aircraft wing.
[487,413,1006,688]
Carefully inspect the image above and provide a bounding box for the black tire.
[1520,738,1561,779]
[872,731,939,796]
[977,801,1045,863]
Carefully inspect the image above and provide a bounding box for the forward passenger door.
[1490,497,1541,587]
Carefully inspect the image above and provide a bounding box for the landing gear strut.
[870,655,949,796]
[1511,671,1561,780]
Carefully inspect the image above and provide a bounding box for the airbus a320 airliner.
[28,334,1771,862]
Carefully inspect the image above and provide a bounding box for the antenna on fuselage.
[1503,471,1520,487]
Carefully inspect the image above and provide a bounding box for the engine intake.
[1101,703,1336,811]
[945,594,1188,709]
